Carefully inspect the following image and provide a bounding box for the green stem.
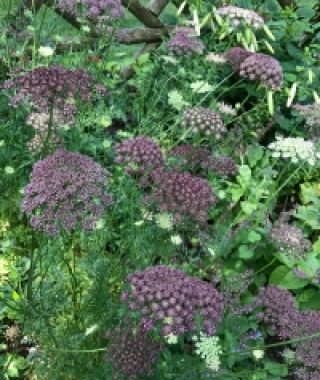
[42,103,54,156]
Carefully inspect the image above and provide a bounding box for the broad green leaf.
[269,265,288,285]
[280,271,309,289]
[247,145,264,167]
[247,231,261,243]
[238,245,254,259]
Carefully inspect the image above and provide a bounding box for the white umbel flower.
[252,349,264,360]
[216,6,264,30]
[193,333,222,371]
[205,53,227,64]
[268,136,320,166]
[38,46,54,57]
[217,102,237,116]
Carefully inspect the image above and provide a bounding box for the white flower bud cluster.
[193,333,222,371]
[268,136,320,166]
[216,6,264,30]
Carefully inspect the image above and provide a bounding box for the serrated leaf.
[190,81,214,94]
[168,90,189,110]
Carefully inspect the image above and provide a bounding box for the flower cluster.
[121,265,223,336]
[293,311,320,377]
[293,102,320,140]
[211,156,238,177]
[268,136,320,166]
[168,145,238,177]
[57,0,124,23]
[105,324,162,380]
[239,53,283,90]
[4,324,21,344]
[217,102,237,116]
[226,47,253,72]
[168,145,214,173]
[182,107,227,138]
[205,53,227,64]
[26,109,74,153]
[148,169,217,224]
[166,27,204,56]
[193,333,222,371]
[256,287,320,378]
[270,221,311,259]
[226,48,283,90]
[22,149,111,236]
[216,5,264,30]
[115,136,164,186]
[2,66,105,117]
[255,286,298,339]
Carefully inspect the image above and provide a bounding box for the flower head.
[205,53,227,64]
[22,148,111,236]
[268,136,320,166]
[26,109,74,154]
[4,325,21,345]
[270,221,311,258]
[168,144,214,174]
[121,265,223,336]
[216,6,264,30]
[38,46,54,57]
[211,156,238,177]
[57,0,124,26]
[2,66,106,117]
[217,102,237,116]
[182,107,227,139]
[167,27,204,56]
[239,53,283,90]
[148,169,217,224]
[105,323,162,380]
[193,333,222,371]
[115,136,164,187]
[226,47,253,72]
[255,286,299,339]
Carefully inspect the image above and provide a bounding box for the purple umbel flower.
[105,323,162,380]
[256,286,320,379]
[182,107,227,139]
[2,66,106,117]
[270,221,311,259]
[293,311,320,374]
[239,53,283,90]
[255,286,299,339]
[121,265,223,336]
[211,156,238,177]
[115,136,164,187]
[148,169,217,224]
[22,149,111,236]
[168,145,238,177]
[166,27,204,56]
[226,47,253,72]
[168,145,214,173]
[57,0,124,21]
